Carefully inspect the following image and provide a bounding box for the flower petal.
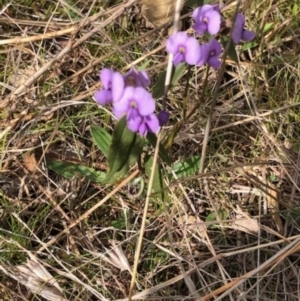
[113,86,134,116]
[127,107,139,120]
[139,70,151,87]
[113,107,126,119]
[241,30,255,42]
[145,115,160,134]
[134,87,156,116]
[100,68,113,89]
[193,22,207,35]
[124,69,150,88]
[111,72,125,102]
[207,10,221,35]
[197,44,209,66]
[209,39,222,56]
[208,56,221,70]
[231,13,245,44]
[184,37,201,65]
[166,31,188,54]
[127,116,142,133]
[94,89,112,105]
[139,124,148,136]
[157,110,169,126]
[192,7,201,22]
[173,52,184,66]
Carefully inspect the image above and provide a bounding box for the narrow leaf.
[206,210,228,229]
[221,37,239,64]
[152,63,187,99]
[47,160,106,183]
[172,155,201,179]
[105,116,144,183]
[147,133,172,166]
[90,125,112,158]
[144,156,165,201]
[185,0,205,7]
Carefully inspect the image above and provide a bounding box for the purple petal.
[236,13,245,26]
[100,68,113,89]
[94,89,112,105]
[144,115,160,134]
[173,52,184,66]
[127,116,142,133]
[192,7,201,21]
[127,107,139,120]
[113,107,126,119]
[184,37,201,65]
[199,5,215,18]
[232,13,245,44]
[113,86,133,116]
[157,110,169,126]
[197,44,209,66]
[208,56,221,70]
[166,31,188,54]
[124,69,150,88]
[209,39,222,56]
[138,70,151,87]
[206,10,221,35]
[124,69,137,86]
[193,22,207,35]
[138,123,148,136]
[241,30,255,42]
[111,72,125,102]
[212,4,221,13]
[134,87,156,116]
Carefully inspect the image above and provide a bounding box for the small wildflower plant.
[49,3,255,189]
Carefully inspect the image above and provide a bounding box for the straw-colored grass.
[0,0,300,300]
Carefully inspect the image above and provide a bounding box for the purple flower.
[166,31,201,66]
[232,13,255,44]
[192,5,221,35]
[197,39,222,70]
[124,69,150,88]
[113,86,156,120]
[207,39,222,69]
[94,68,124,105]
[157,110,169,126]
[128,114,160,136]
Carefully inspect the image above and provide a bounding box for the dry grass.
[0,0,300,300]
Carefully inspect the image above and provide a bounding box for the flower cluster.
[94,68,166,136]
[166,4,255,69]
[94,4,255,137]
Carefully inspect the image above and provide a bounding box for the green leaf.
[138,60,151,70]
[152,63,187,99]
[172,155,201,179]
[110,209,131,229]
[105,116,144,183]
[262,22,274,33]
[47,160,106,183]
[171,62,187,85]
[90,126,112,158]
[206,210,228,229]
[146,133,172,166]
[221,37,239,64]
[292,3,298,17]
[242,41,258,51]
[144,156,165,201]
[185,0,205,7]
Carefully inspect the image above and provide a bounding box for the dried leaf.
[8,65,36,87]
[0,257,67,301]
[23,152,38,172]
[93,241,132,274]
[231,206,259,234]
[141,0,183,28]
